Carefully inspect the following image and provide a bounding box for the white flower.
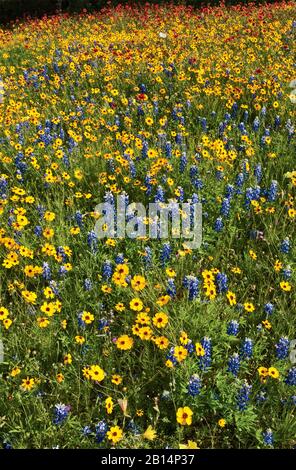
[289,79,296,88]
[159,32,167,39]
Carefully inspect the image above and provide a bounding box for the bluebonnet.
[49,280,59,296]
[143,246,152,269]
[42,262,51,281]
[180,152,187,173]
[275,337,289,359]
[175,133,182,144]
[228,353,240,376]
[75,211,83,227]
[267,180,278,202]
[216,272,228,293]
[282,267,292,279]
[154,185,165,203]
[3,442,12,449]
[253,116,260,132]
[183,275,199,300]
[256,391,267,404]
[82,426,92,436]
[84,278,93,291]
[237,382,252,411]
[36,204,46,218]
[199,337,212,370]
[57,246,67,262]
[264,303,274,315]
[98,318,109,330]
[87,230,98,252]
[214,217,224,232]
[95,420,108,443]
[160,243,171,266]
[240,338,253,359]
[126,420,141,435]
[188,374,202,396]
[280,238,290,254]
[165,141,172,158]
[201,117,207,132]
[227,320,239,336]
[254,164,262,183]
[167,279,176,298]
[144,174,152,194]
[274,115,280,128]
[285,367,296,386]
[34,225,42,236]
[102,260,113,280]
[53,404,70,425]
[262,429,274,446]
[142,141,148,159]
[0,176,8,198]
[225,184,235,198]
[59,266,68,277]
[185,341,195,354]
[221,197,230,217]
[189,165,198,180]
[216,168,224,180]
[115,253,125,264]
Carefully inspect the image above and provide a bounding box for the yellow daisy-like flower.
[176,406,193,426]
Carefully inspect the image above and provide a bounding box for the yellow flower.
[64,353,72,365]
[130,297,143,312]
[21,377,35,391]
[179,331,189,345]
[0,306,9,321]
[75,335,85,345]
[152,312,168,328]
[154,336,169,350]
[143,425,157,441]
[174,346,188,362]
[116,335,134,350]
[56,373,64,383]
[249,250,257,260]
[156,295,170,306]
[111,374,122,385]
[107,426,123,444]
[105,396,114,414]
[262,320,272,330]
[10,366,21,377]
[280,281,291,292]
[268,367,280,379]
[195,342,205,356]
[3,318,12,329]
[37,317,50,328]
[179,440,199,449]
[166,267,176,278]
[226,291,236,306]
[81,311,94,324]
[244,302,255,313]
[131,275,146,291]
[176,406,193,425]
[218,419,226,428]
[138,326,153,341]
[89,365,105,382]
[258,366,268,377]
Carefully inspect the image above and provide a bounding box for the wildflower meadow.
[0,0,295,450]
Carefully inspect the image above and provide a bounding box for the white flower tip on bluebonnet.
[159,32,167,39]
[289,89,296,104]
[289,79,296,88]
[0,339,3,363]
